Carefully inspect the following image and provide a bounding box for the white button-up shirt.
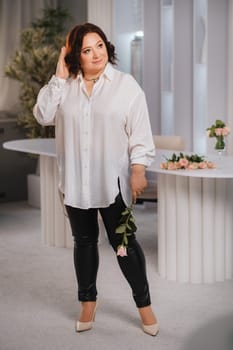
[33,63,155,209]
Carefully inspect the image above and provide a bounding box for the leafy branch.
[115,206,137,248]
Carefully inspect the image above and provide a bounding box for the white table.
[150,150,233,283]
[3,138,73,248]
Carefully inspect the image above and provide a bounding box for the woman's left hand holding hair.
[55,46,69,80]
[130,164,147,204]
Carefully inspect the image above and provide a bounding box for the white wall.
[143,0,161,134]
[113,0,143,74]
[207,0,228,153]
[142,0,229,152]
[174,0,193,149]
[58,0,87,27]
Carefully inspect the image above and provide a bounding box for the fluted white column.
[157,174,233,283]
[40,155,72,248]
[88,0,113,40]
[158,174,166,278]
[189,177,203,283]
[214,179,226,281]
[225,179,233,279]
[202,178,215,283]
[176,175,189,282]
[40,155,54,246]
[165,174,177,280]
[53,159,73,248]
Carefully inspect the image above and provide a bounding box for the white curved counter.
[3,138,56,157]
[150,150,233,283]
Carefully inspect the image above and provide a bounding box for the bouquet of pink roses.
[206,119,230,150]
[160,152,216,170]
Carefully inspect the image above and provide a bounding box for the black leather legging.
[65,193,151,308]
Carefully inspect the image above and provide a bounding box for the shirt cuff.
[131,158,151,168]
[49,75,67,88]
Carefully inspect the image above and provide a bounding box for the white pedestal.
[158,173,233,283]
[40,155,73,248]
[27,174,41,208]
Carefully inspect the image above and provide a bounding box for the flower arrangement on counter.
[115,206,137,257]
[206,119,230,151]
[160,152,216,170]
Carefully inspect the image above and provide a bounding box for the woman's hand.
[55,46,69,79]
[130,164,147,204]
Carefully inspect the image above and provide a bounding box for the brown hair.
[65,22,117,77]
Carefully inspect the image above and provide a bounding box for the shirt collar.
[103,62,114,81]
[77,62,114,82]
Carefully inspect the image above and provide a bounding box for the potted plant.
[5,6,71,207]
[5,6,71,138]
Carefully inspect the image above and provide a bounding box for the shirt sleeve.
[126,90,156,167]
[33,75,67,126]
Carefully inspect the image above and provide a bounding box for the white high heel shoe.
[76,302,97,332]
[142,322,159,336]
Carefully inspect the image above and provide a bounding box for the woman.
[33,22,159,336]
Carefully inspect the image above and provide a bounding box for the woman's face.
[80,32,108,76]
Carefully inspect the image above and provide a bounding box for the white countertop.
[3,139,233,178]
[3,138,56,157]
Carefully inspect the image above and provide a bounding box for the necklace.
[84,76,100,84]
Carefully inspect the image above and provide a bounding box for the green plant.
[5,6,71,138]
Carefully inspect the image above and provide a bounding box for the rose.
[207,161,216,169]
[117,245,127,257]
[160,162,168,170]
[222,126,231,136]
[213,127,230,136]
[179,158,189,168]
[167,162,177,170]
[175,161,182,169]
[215,128,223,136]
[188,162,199,170]
[198,161,207,169]
[213,126,230,136]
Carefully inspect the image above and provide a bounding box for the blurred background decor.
[206,119,230,154]
[5,6,71,139]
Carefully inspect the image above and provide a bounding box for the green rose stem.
[115,206,137,257]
